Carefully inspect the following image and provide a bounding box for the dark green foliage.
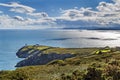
[103,60,120,80]
[90,62,102,68]
[59,60,120,80]
[60,70,84,80]
[0,70,30,80]
[60,67,103,80]
[10,71,29,80]
[83,67,103,80]
[108,60,119,66]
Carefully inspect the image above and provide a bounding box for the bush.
[60,70,84,80]
[104,65,120,80]
[10,70,29,80]
[0,70,31,80]
[108,59,119,66]
[83,67,103,80]
[90,62,102,68]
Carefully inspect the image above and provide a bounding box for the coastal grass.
[1,46,120,80]
[21,45,51,51]
[20,45,99,55]
[1,54,120,80]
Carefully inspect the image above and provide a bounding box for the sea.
[0,29,120,70]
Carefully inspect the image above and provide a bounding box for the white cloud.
[60,7,98,20]
[0,1,120,29]
[28,12,48,18]
[113,0,120,3]
[13,16,24,21]
[0,14,56,29]
[54,0,120,29]
[0,2,56,29]
[0,2,49,18]
[0,2,35,13]
[0,2,50,20]
[97,1,120,12]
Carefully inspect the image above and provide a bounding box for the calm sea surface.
[0,30,120,70]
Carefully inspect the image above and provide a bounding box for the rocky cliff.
[15,45,75,67]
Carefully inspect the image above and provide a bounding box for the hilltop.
[16,45,98,67]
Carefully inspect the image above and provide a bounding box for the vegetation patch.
[2,46,120,80]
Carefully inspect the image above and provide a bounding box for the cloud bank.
[57,0,120,29]
[0,2,56,29]
[0,0,120,29]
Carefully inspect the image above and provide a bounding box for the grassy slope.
[19,45,98,55]
[1,46,120,80]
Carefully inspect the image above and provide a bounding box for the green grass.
[2,46,120,80]
[20,45,51,52]
[19,45,99,55]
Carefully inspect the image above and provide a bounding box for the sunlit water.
[0,30,120,70]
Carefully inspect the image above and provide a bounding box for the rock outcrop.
[16,53,74,67]
[16,45,75,67]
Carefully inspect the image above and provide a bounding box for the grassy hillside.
[19,45,98,55]
[1,46,120,80]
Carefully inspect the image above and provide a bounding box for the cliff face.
[16,53,74,67]
[16,45,75,67]
[16,47,41,58]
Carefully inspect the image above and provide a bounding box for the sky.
[0,0,119,29]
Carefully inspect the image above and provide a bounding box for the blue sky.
[0,0,119,29]
[0,0,112,16]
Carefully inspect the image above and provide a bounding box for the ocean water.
[0,30,120,70]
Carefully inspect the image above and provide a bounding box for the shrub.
[60,70,84,80]
[90,62,102,68]
[10,70,29,80]
[0,70,31,80]
[104,64,120,80]
[83,67,103,80]
[108,59,119,66]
